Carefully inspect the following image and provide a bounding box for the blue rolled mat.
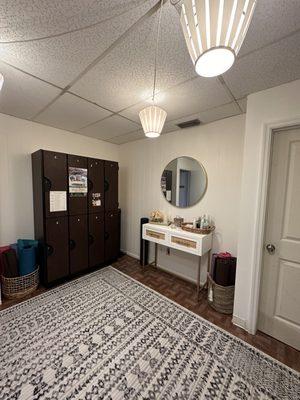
[17,239,38,276]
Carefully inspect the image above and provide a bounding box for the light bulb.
[195,47,235,77]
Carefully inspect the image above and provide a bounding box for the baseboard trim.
[121,250,139,260]
[232,314,247,331]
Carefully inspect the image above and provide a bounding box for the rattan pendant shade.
[180,0,256,77]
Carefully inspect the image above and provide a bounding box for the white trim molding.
[234,80,300,336]
[247,118,300,334]
[232,314,247,330]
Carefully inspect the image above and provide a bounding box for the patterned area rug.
[0,267,299,400]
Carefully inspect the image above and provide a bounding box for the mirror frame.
[160,156,208,208]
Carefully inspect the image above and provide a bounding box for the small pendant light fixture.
[0,73,4,91]
[180,0,257,77]
[139,0,167,138]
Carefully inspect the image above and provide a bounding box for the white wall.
[234,79,300,332]
[0,113,119,246]
[119,114,245,283]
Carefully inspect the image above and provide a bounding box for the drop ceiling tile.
[162,102,241,132]
[72,3,196,112]
[108,130,145,144]
[78,115,140,140]
[237,98,247,113]
[34,93,111,131]
[224,31,300,99]
[0,62,61,119]
[121,77,232,123]
[239,0,300,56]
[0,1,156,87]
[198,102,242,124]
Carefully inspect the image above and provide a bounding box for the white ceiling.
[0,0,299,144]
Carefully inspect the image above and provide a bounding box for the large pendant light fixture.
[0,73,4,91]
[180,0,257,77]
[139,0,167,138]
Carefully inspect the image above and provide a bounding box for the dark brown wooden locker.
[68,155,88,215]
[43,151,68,218]
[89,213,105,267]
[88,158,104,214]
[105,210,120,262]
[69,215,88,274]
[45,217,69,283]
[104,161,119,211]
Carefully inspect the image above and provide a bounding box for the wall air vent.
[176,119,201,129]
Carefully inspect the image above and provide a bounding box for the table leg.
[155,243,158,267]
[205,249,212,289]
[197,255,201,297]
[142,239,146,269]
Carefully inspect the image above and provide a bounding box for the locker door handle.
[104,179,109,192]
[43,177,52,192]
[105,232,109,240]
[69,239,76,250]
[46,244,54,256]
[88,179,94,191]
[88,234,94,245]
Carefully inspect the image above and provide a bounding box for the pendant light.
[139,0,167,138]
[180,0,257,77]
[0,73,4,91]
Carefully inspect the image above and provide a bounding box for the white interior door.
[258,127,300,350]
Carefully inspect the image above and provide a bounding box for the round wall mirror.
[161,156,207,208]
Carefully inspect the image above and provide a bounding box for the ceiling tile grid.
[162,102,242,134]
[108,129,145,144]
[0,0,157,87]
[0,61,61,120]
[78,114,140,141]
[120,76,233,123]
[239,0,300,57]
[34,93,112,132]
[0,0,299,143]
[71,3,196,112]
[223,30,300,99]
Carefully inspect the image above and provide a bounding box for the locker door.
[89,213,105,267]
[88,158,104,214]
[69,215,88,274]
[105,210,120,262]
[43,151,68,218]
[68,155,88,215]
[104,161,118,211]
[45,217,69,283]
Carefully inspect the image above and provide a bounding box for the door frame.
[249,118,300,334]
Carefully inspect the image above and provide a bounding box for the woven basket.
[181,223,215,235]
[1,267,39,300]
[207,274,234,314]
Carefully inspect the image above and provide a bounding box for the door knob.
[266,244,275,254]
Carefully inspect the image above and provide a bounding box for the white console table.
[142,223,212,297]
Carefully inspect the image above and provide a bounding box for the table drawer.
[145,229,166,241]
[171,235,197,249]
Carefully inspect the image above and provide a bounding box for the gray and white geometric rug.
[0,267,299,400]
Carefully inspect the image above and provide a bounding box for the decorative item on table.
[150,210,167,225]
[173,216,184,227]
[182,214,215,234]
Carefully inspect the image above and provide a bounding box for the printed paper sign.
[69,167,87,197]
[50,191,67,212]
[92,193,101,207]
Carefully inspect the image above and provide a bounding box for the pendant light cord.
[152,0,164,102]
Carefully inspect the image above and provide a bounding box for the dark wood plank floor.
[1,255,299,372]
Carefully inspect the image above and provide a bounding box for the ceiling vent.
[176,119,201,129]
